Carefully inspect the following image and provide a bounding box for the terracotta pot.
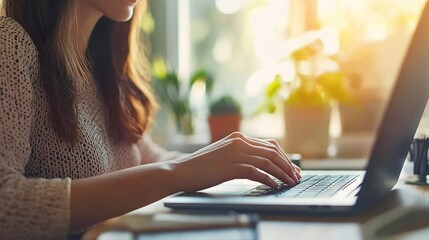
[283,105,331,158]
[208,114,241,142]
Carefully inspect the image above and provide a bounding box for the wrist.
[164,160,186,193]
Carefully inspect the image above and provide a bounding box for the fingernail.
[293,173,299,182]
[290,177,297,186]
[295,169,301,178]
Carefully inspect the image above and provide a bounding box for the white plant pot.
[283,105,331,158]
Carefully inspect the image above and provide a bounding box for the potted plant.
[258,40,353,158]
[152,58,213,135]
[208,95,242,142]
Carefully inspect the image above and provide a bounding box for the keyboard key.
[244,174,359,198]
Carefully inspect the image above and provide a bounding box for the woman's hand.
[69,132,300,231]
[168,132,301,193]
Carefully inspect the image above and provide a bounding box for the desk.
[83,161,429,240]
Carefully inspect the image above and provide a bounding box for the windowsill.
[301,158,368,170]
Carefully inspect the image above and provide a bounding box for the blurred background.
[1,0,427,168]
[148,0,429,169]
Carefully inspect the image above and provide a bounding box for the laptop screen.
[357,1,429,208]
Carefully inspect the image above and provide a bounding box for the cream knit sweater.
[0,17,174,239]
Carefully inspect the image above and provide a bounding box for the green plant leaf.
[189,69,214,95]
[317,72,354,103]
[141,11,155,34]
[291,40,323,62]
[152,58,168,79]
[285,85,329,106]
[164,72,180,95]
[265,74,283,97]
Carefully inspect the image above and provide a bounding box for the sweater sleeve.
[0,17,71,240]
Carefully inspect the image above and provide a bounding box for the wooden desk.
[83,161,429,240]
[259,187,429,240]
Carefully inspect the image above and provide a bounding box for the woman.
[0,0,301,239]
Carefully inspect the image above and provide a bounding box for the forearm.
[70,162,177,232]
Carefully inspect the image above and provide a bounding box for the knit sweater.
[0,16,173,240]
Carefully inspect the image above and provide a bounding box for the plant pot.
[283,105,331,158]
[208,114,241,143]
[178,112,194,136]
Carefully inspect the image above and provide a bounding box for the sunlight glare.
[248,4,289,65]
[212,35,232,63]
[319,28,340,55]
[245,61,295,97]
[215,0,244,15]
[366,21,388,41]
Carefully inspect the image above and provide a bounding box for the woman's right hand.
[69,132,300,232]
[168,132,301,193]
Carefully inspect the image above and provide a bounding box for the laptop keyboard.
[244,174,359,198]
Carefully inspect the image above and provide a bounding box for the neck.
[77,1,103,52]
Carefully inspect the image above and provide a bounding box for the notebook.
[164,2,429,215]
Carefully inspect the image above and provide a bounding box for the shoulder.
[0,16,38,58]
[0,16,39,97]
[0,16,32,40]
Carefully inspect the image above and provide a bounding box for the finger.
[265,139,288,159]
[265,139,302,178]
[226,137,298,185]
[238,155,297,186]
[233,164,278,188]
[222,133,301,182]
[238,136,299,182]
[294,164,301,173]
[202,133,299,184]
[261,139,301,179]
[191,136,232,157]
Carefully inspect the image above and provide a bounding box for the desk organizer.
[406,137,429,185]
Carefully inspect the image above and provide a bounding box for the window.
[149,0,427,159]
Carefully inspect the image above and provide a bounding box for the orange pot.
[208,114,241,142]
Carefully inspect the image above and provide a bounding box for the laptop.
[164,2,429,215]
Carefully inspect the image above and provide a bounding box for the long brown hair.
[3,0,157,144]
